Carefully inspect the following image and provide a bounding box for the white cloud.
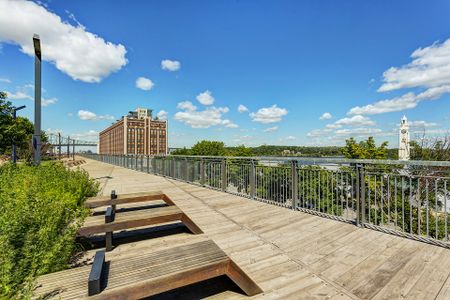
[196,90,215,105]
[174,104,233,129]
[136,77,154,91]
[71,130,99,141]
[67,112,73,117]
[78,110,114,121]
[238,104,248,113]
[335,128,382,136]
[0,77,11,83]
[349,39,450,116]
[177,101,197,111]
[0,0,127,83]
[379,39,450,92]
[222,119,239,128]
[408,120,438,128]
[286,136,296,141]
[307,129,329,137]
[156,110,168,120]
[161,59,180,71]
[335,115,375,127]
[325,123,342,130]
[6,90,32,100]
[348,93,418,115]
[263,126,278,132]
[319,112,332,120]
[250,105,288,123]
[42,97,57,106]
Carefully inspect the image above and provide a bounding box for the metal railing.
[81,153,450,248]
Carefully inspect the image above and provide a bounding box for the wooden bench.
[85,191,175,209]
[78,205,202,251]
[33,240,262,299]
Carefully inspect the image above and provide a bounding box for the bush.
[0,162,98,298]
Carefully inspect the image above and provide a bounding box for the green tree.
[171,147,192,155]
[0,92,34,156]
[342,137,388,159]
[190,140,227,156]
[229,145,253,157]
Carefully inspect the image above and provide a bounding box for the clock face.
[401,129,407,134]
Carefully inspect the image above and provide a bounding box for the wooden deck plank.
[78,206,183,236]
[75,158,450,299]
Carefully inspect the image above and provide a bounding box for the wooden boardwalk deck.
[78,158,450,299]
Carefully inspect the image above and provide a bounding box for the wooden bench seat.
[85,191,175,209]
[33,240,262,299]
[78,206,201,237]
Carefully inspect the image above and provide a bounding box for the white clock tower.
[398,115,410,160]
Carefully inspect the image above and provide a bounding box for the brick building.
[99,108,168,155]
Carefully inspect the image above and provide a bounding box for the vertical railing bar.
[426,179,429,238]
[435,179,439,240]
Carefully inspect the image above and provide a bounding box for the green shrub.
[0,162,98,298]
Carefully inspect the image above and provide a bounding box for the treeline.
[172,139,400,159]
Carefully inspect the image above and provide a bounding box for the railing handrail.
[80,153,450,248]
[150,154,450,168]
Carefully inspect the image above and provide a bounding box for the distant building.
[99,108,168,155]
[398,115,410,160]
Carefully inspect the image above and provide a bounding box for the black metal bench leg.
[106,231,113,252]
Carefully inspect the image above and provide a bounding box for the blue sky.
[1,0,450,149]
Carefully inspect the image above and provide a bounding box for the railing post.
[162,157,166,176]
[152,157,157,174]
[141,155,144,172]
[250,160,256,199]
[147,156,150,173]
[184,158,188,181]
[221,158,227,192]
[200,159,205,186]
[355,163,365,227]
[291,160,298,210]
[172,157,176,178]
[359,164,365,225]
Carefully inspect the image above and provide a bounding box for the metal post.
[200,159,205,186]
[291,160,299,210]
[250,160,256,199]
[221,159,227,192]
[72,139,75,161]
[67,136,70,158]
[58,132,61,159]
[151,156,156,174]
[184,158,188,181]
[147,156,150,173]
[359,164,366,225]
[355,164,364,227]
[33,34,42,165]
[172,157,176,178]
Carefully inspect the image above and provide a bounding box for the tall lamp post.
[11,105,26,164]
[33,34,42,166]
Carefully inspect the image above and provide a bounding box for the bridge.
[32,154,450,299]
[46,133,97,158]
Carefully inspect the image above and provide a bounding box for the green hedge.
[0,162,99,298]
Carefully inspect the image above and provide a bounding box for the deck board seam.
[167,178,361,300]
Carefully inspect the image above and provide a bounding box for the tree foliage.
[0,92,34,158]
[341,137,388,159]
[410,134,450,161]
[190,140,227,156]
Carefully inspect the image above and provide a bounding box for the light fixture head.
[33,34,41,58]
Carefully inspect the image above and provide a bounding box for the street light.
[33,34,41,165]
[11,105,26,164]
